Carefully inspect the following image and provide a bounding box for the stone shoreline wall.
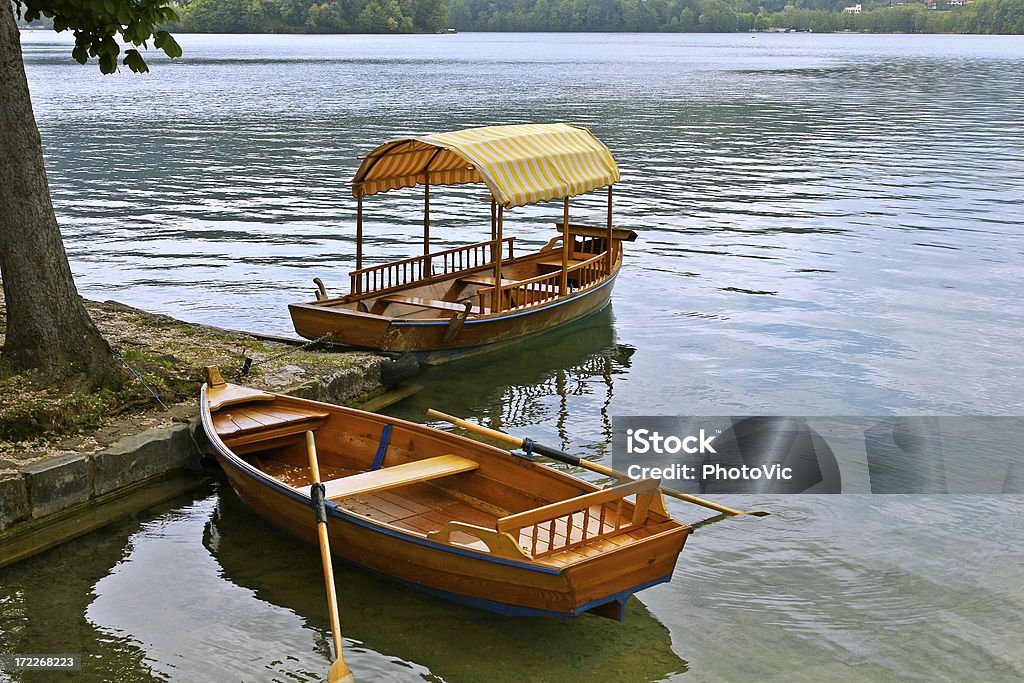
[0,300,394,562]
[0,415,201,533]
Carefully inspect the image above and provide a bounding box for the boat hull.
[200,386,690,619]
[289,261,620,356]
[212,444,685,618]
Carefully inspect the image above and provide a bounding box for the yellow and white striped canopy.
[351,123,620,208]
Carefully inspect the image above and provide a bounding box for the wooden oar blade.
[328,657,356,683]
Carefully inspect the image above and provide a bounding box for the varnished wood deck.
[252,455,670,568]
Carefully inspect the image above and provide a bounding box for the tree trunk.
[0,3,121,388]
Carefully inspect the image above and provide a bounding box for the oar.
[426,410,768,518]
[306,431,356,683]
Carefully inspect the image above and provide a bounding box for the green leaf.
[99,51,117,75]
[123,50,150,74]
[154,32,183,59]
[72,45,88,65]
[166,36,183,59]
[124,21,141,44]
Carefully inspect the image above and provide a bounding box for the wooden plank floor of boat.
[255,458,668,566]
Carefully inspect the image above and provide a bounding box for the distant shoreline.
[19,28,1024,37]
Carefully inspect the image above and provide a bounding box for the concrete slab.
[0,473,205,569]
[92,423,201,496]
[20,454,91,519]
[0,474,30,532]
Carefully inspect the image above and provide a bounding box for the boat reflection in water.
[395,305,635,463]
[203,487,688,682]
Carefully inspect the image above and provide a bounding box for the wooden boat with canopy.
[288,123,636,358]
[200,369,691,620]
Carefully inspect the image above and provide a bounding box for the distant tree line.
[14,0,1024,36]
[444,0,1022,33]
[759,0,1022,34]
[171,0,449,33]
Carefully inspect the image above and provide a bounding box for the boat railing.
[494,478,662,559]
[350,237,516,296]
[476,251,610,313]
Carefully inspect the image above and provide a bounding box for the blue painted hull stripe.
[214,448,561,575]
[388,271,618,327]
[386,572,675,618]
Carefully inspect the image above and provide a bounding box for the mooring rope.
[112,349,204,456]
[113,350,172,412]
[239,331,337,377]
[110,329,337,458]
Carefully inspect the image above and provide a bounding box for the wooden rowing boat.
[200,368,691,620]
[204,491,689,680]
[288,123,637,361]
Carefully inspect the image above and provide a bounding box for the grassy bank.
[0,294,376,467]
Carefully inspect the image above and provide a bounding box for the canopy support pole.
[607,185,614,275]
[490,197,497,262]
[423,172,431,277]
[494,206,504,312]
[356,194,363,292]
[561,197,570,296]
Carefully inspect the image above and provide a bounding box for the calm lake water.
[3,31,1023,682]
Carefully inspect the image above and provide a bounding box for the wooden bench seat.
[206,383,275,412]
[462,274,560,294]
[457,275,518,288]
[549,223,637,242]
[214,403,331,449]
[537,258,585,274]
[323,454,479,501]
[371,295,486,316]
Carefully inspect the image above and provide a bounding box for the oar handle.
[428,409,583,465]
[307,431,324,484]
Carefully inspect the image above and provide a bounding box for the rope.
[240,331,337,377]
[112,350,204,456]
[111,330,336,458]
[113,351,172,412]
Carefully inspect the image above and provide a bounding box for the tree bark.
[0,3,120,388]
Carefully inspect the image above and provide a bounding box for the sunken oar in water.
[306,431,357,683]
[426,410,769,518]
